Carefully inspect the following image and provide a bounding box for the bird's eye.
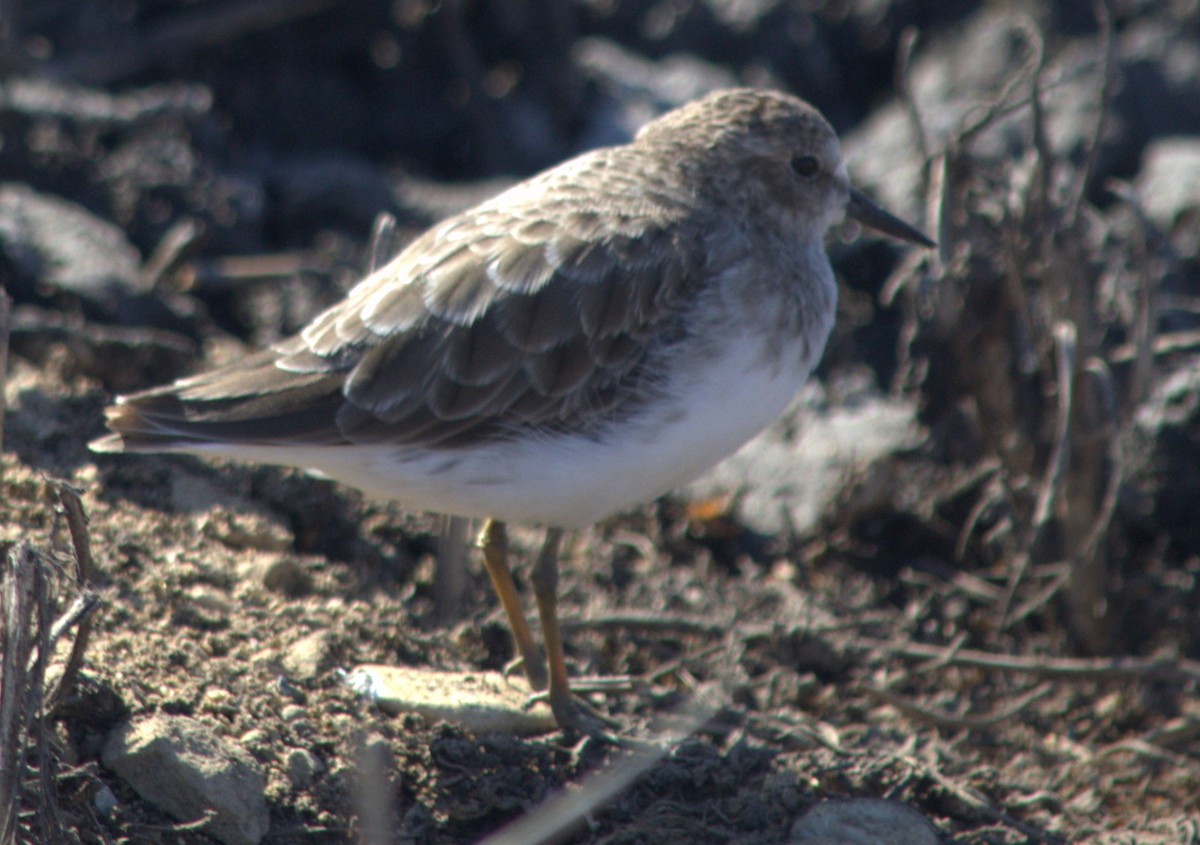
[790,155,820,179]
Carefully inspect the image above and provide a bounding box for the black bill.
[847,187,934,248]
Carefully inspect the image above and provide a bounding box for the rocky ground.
[2,1,1200,843]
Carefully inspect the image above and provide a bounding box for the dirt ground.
[3,2,1200,844]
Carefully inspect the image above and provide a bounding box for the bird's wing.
[99,148,715,452]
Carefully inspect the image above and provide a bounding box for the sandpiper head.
[636,88,933,248]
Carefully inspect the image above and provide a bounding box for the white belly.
[282,328,823,528]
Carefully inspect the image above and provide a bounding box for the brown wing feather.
[98,145,714,453]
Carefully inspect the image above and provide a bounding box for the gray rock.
[245,554,313,598]
[1118,20,1200,143]
[1134,364,1200,554]
[0,77,211,124]
[281,630,334,681]
[683,387,923,536]
[279,704,307,723]
[572,37,737,150]
[791,798,940,844]
[93,784,118,818]
[284,748,324,790]
[101,713,269,845]
[1136,138,1200,227]
[168,471,290,537]
[0,182,142,305]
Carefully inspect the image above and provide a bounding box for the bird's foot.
[527,687,620,738]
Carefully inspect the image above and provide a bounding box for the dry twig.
[1000,322,1077,627]
[859,682,1054,732]
[894,27,930,170]
[877,639,1200,685]
[0,543,61,845]
[1067,0,1116,227]
[46,481,101,710]
[0,285,10,461]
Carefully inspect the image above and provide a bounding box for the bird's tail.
[89,349,345,454]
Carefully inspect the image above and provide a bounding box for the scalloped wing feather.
[101,146,711,453]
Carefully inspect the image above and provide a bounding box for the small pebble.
[285,748,324,789]
[280,704,306,722]
[281,630,333,681]
[94,784,118,817]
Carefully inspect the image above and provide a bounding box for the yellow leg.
[530,528,576,727]
[476,519,547,692]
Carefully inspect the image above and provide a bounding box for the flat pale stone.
[345,665,556,736]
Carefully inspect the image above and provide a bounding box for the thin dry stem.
[0,286,10,460]
[859,682,1053,732]
[895,27,930,170]
[0,545,36,843]
[44,482,100,710]
[0,543,61,845]
[1067,0,1116,227]
[1001,322,1077,626]
[880,639,1200,684]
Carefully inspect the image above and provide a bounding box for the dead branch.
[886,746,1065,844]
[859,683,1053,732]
[1077,359,1121,563]
[958,18,1043,145]
[0,545,36,843]
[1031,322,1078,544]
[44,481,101,710]
[1001,322,1077,626]
[877,640,1200,685]
[0,542,61,845]
[1109,328,1200,364]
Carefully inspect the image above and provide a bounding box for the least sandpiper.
[92,88,932,729]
